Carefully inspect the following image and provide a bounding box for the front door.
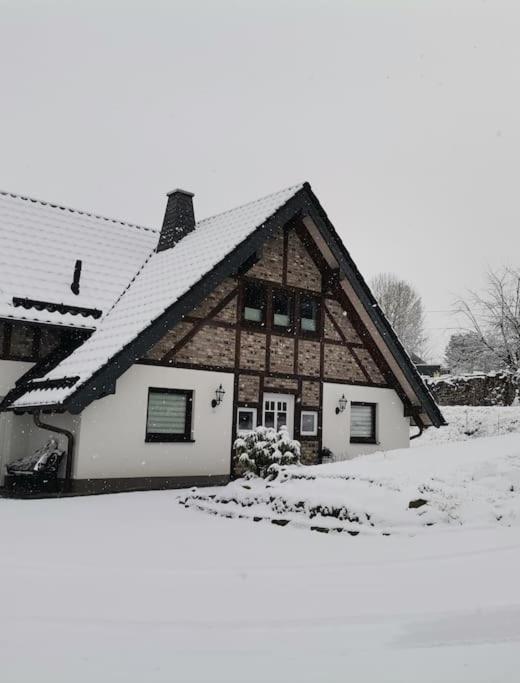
[262,393,295,438]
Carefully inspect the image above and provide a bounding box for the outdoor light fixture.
[211,384,226,408]
[335,394,348,415]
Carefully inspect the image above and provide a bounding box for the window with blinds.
[350,402,376,443]
[145,388,193,442]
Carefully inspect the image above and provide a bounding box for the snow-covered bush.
[233,426,301,478]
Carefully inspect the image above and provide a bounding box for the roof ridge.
[195,182,305,227]
[0,189,158,234]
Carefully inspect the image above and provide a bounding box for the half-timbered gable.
[136,222,400,464]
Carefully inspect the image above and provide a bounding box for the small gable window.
[350,402,376,444]
[300,295,320,334]
[272,290,293,329]
[146,388,193,442]
[243,283,266,325]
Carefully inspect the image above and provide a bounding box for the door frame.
[262,392,295,438]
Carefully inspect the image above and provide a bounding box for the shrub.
[233,426,301,478]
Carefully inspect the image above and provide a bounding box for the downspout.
[33,413,74,492]
[410,423,424,440]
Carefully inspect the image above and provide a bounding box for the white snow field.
[1,434,520,682]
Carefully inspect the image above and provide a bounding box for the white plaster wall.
[76,365,234,480]
[322,383,410,460]
[0,359,32,395]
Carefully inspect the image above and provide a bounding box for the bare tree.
[455,267,520,371]
[444,331,501,374]
[370,273,428,357]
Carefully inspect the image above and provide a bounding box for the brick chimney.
[157,189,195,252]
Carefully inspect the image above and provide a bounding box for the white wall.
[0,359,32,395]
[322,383,409,460]
[76,365,234,480]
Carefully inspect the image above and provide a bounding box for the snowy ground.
[2,426,520,681]
[1,490,520,682]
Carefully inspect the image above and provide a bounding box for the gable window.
[272,290,293,329]
[237,407,257,434]
[243,283,266,325]
[145,388,193,442]
[300,295,320,334]
[350,402,376,444]
[300,410,318,436]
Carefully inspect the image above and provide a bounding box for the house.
[410,353,447,378]
[0,183,445,495]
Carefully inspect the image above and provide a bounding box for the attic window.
[272,290,293,329]
[300,295,320,334]
[243,283,266,325]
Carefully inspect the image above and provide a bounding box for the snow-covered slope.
[413,405,520,445]
[182,432,520,534]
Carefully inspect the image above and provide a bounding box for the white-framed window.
[237,407,257,434]
[264,398,288,431]
[350,402,377,444]
[300,410,318,436]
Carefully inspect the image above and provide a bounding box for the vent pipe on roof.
[157,189,195,252]
[71,259,82,295]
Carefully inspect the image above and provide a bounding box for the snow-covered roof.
[0,190,158,329]
[12,184,304,408]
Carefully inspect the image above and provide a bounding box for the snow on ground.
[1,491,520,682]
[413,405,520,445]
[182,432,520,534]
[3,423,520,681]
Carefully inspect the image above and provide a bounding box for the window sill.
[350,438,378,445]
[145,436,195,443]
[241,320,266,331]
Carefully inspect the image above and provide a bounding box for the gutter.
[33,413,75,492]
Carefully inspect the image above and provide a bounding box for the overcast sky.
[1,0,520,360]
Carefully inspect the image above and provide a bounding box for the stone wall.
[427,372,520,406]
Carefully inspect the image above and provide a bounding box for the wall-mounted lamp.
[335,394,348,415]
[211,384,226,408]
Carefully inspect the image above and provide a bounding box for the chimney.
[157,189,195,252]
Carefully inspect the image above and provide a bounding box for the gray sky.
[2,0,520,361]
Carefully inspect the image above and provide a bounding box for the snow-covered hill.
[413,405,520,445]
[182,432,520,534]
